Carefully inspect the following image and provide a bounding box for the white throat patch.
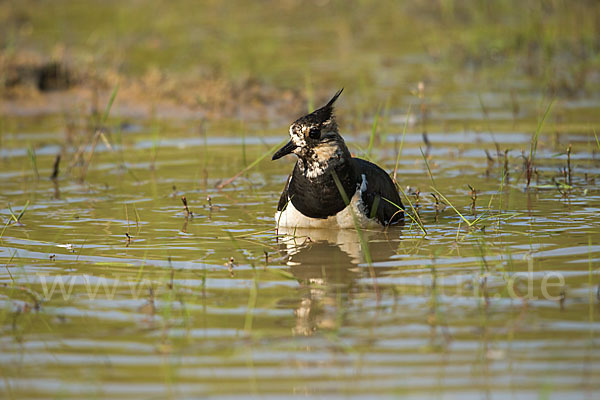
[303,142,342,178]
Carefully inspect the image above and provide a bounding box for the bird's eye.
[308,127,321,139]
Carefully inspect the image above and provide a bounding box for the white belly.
[275,189,378,229]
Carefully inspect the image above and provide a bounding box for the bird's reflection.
[276,226,400,336]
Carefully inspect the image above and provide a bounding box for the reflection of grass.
[223,230,262,333]
[27,144,38,179]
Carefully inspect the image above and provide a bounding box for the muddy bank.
[0,52,304,122]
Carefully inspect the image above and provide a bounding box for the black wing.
[352,158,404,226]
[277,175,292,211]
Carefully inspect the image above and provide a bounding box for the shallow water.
[0,104,599,399]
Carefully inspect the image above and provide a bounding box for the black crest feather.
[325,88,344,108]
[295,88,344,126]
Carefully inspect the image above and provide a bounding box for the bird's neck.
[299,140,352,179]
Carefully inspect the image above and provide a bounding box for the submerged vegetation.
[0,0,599,399]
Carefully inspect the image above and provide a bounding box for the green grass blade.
[27,144,39,179]
[530,99,555,163]
[7,201,28,223]
[390,186,426,236]
[16,201,29,223]
[430,187,472,227]
[420,147,435,187]
[102,83,119,124]
[369,195,380,219]
[0,219,11,240]
[367,103,381,158]
[393,104,411,183]
[7,204,18,223]
[218,139,287,190]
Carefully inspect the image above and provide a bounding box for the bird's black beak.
[272,140,297,160]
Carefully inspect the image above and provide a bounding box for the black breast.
[287,160,357,219]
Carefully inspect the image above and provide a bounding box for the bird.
[272,88,404,229]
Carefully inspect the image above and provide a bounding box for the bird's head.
[272,89,349,177]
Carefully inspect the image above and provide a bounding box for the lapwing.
[272,89,404,229]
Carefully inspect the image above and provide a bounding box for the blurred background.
[1,0,599,123]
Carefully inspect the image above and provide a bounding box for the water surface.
[1,106,599,399]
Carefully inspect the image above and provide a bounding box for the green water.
[1,106,599,398]
[1,0,600,398]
